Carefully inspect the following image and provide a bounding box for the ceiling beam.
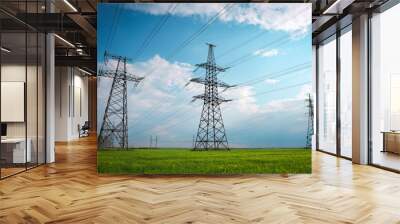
[67,13,97,45]
[55,55,96,71]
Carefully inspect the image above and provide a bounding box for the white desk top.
[1,138,27,143]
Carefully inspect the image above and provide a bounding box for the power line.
[131,81,310,137]
[224,36,289,68]
[126,5,310,136]
[108,6,124,51]
[231,62,311,89]
[129,63,311,136]
[128,62,310,131]
[166,3,234,60]
[141,3,234,79]
[127,4,307,125]
[133,4,177,61]
[104,5,120,51]
[217,29,269,59]
[219,6,311,72]
[127,84,197,130]
[127,5,234,127]
[129,103,196,136]
[131,108,195,137]
[237,81,311,100]
[216,5,309,61]
[99,5,122,73]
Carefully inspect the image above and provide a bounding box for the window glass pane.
[1,30,28,177]
[0,0,46,179]
[27,31,38,169]
[371,3,400,171]
[38,32,45,165]
[318,37,337,154]
[340,29,352,158]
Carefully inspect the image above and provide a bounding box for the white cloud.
[126,3,311,36]
[296,83,312,99]
[264,78,280,85]
[253,48,280,58]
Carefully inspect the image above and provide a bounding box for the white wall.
[55,67,89,141]
[1,63,46,164]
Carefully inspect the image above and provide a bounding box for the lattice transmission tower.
[190,43,234,151]
[305,93,314,149]
[98,51,144,149]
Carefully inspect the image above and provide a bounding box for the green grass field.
[98,148,311,174]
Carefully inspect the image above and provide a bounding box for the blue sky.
[97,3,312,148]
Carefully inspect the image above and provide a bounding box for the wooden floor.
[1,136,400,224]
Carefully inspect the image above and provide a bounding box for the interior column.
[352,14,369,164]
[46,1,55,163]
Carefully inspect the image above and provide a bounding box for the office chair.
[79,121,90,138]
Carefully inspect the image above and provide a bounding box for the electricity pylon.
[190,43,234,151]
[306,93,314,149]
[98,51,144,149]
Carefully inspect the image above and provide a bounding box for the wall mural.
[97,3,312,174]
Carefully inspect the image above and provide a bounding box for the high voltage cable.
[219,6,311,72]
[99,5,120,73]
[217,29,269,59]
[99,5,124,73]
[127,85,197,131]
[231,62,311,88]
[104,5,121,51]
[131,3,305,119]
[216,6,307,61]
[140,3,234,79]
[224,36,289,68]
[127,5,310,137]
[109,7,123,50]
[133,81,310,136]
[101,4,176,131]
[133,82,307,137]
[127,4,234,127]
[101,5,175,78]
[129,60,308,131]
[166,3,234,60]
[235,81,311,100]
[133,4,177,61]
[130,106,195,136]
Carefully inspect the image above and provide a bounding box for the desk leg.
[382,133,386,153]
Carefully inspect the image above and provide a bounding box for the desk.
[382,131,400,154]
[1,138,31,163]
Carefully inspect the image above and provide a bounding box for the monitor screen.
[1,123,7,137]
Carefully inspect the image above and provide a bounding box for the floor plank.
[0,136,400,223]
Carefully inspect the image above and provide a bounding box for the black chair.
[79,121,90,138]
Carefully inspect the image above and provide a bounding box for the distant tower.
[98,51,144,149]
[306,93,314,149]
[190,43,234,151]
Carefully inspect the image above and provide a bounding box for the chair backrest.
[82,121,90,129]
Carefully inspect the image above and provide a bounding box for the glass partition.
[371,3,400,171]
[1,30,28,177]
[0,1,46,179]
[27,31,38,169]
[38,32,45,165]
[317,36,337,154]
[339,28,352,158]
